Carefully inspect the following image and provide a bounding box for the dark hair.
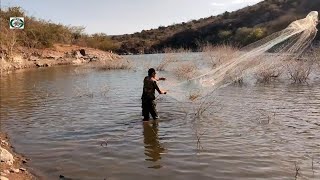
[148,68,156,76]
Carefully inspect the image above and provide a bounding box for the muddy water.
[0,55,320,180]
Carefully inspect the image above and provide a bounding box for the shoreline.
[0,44,122,76]
[0,132,37,180]
[0,44,124,179]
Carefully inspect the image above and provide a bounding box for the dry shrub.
[72,67,92,76]
[286,59,313,83]
[163,47,191,54]
[187,95,220,123]
[188,89,202,101]
[1,30,17,62]
[73,84,94,98]
[173,62,198,80]
[157,48,190,71]
[0,59,13,72]
[175,48,191,54]
[201,44,239,68]
[156,53,176,71]
[222,67,245,86]
[311,48,320,69]
[94,59,132,70]
[255,65,282,83]
[232,76,244,85]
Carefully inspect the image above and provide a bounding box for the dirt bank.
[0,44,122,74]
[0,132,37,180]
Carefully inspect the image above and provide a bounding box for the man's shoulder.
[144,76,157,82]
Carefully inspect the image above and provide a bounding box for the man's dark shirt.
[141,76,160,100]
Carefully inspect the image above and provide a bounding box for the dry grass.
[173,62,199,80]
[94,59,132,70]
[257,109,275,124]
[201,44,240,68]
[163,47,191,54]
[195,128,206,151]
[255,65,282,83]
[156,53,176,71]
[73,83,109,98]
[294,162,300,180]
[286,59,313,83]
[188,90,202,102]
[73,83,94,98]
[99,84,109,97]
[0,58,13,73]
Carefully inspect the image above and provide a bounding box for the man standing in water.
[142,68,167,121]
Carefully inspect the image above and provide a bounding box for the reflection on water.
[143,121,165,168]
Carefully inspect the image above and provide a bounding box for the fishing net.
[163,11,319,102]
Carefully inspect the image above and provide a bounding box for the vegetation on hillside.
[1,0,319,57]
[0,7,119,61]
[112,0,320,54]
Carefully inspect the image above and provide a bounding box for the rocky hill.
[112,0,320,54]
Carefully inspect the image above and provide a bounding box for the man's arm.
[154,81,167,94]
[155,77,166,81]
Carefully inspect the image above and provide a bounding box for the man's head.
[148,68,156,78]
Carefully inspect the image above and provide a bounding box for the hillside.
[0,7,121,72]
[112,0,320,54]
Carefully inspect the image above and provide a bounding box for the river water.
[0,54,320,180]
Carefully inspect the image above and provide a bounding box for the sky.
[2,0,263,35]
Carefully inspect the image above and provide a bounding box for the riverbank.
[0,132,36,180]
[0,44,122,75]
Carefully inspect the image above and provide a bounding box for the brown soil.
[0,44,122,74]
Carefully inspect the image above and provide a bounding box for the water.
[1,55,320,180]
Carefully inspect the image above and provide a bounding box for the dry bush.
[175,48,192,54]
[72,67,92,76]
[173,62,198,80]
[156,53,176,71]
[257,109,275,124]
[163,47,191,54]
[286,59,313,83]
[0,30,17,62]
[232,76,244,85]
[194,128,206,151]
[163,47,175,54]
[94,59,132,70]
[73,84,94,98]
[311,48,320,69]
[0,59,13,74]
[188,89,202,101]
[222,67,245,86]
[99,84,109,97]
[194,100,217,119]
[255,65,282,83]
[201,44,239,68]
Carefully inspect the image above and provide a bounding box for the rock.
[3,170,9,174]
[29,56,39,61]
[9,168,19,173]
[19,168,26,172]
[59,175,73,180]
[12,55,24,63]
[0,140,8,146]
[0,176,9,180]
[0,147,14,165]
[34,62,49,67]
[79,49,86,56]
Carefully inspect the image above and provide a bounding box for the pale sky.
[2,0,263,35]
